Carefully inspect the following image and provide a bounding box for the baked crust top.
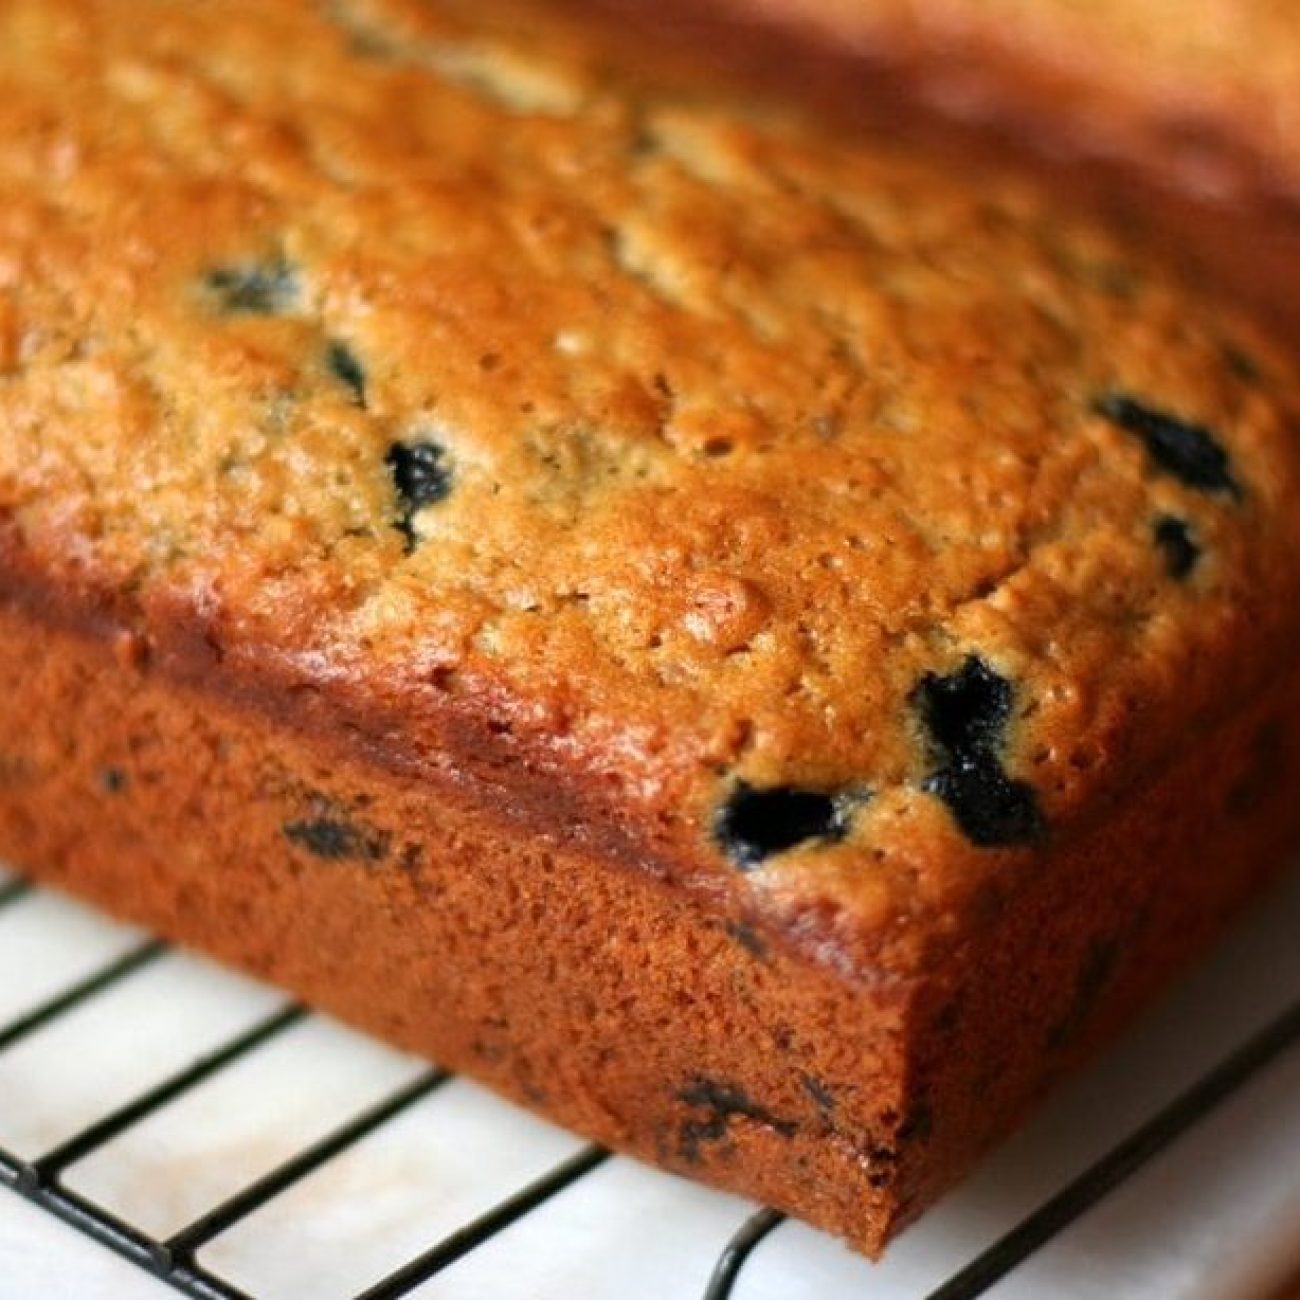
[3,0,1299,970]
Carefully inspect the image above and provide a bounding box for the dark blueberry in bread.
[924,754,1044,847]
[677,1077,795,1160]
[386,439,453,550]
[205,259,298,315]
[1095,394,1239,496]
[913,656,1013,762]
[283,815,388,862]
[99,767,128,794]
[326,341,367,405]
[1153,515,1200,579]
[914,659,1043,846]
[679,1078,770,1118]
[716,783,854,867]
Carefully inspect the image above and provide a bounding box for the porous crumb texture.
[3,0,1300,1254]
[706,0,1300,202]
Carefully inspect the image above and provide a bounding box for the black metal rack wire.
[1,873,1298,1300]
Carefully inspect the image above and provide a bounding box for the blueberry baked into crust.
[3,0,1300,1258]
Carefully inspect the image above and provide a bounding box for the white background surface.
[0,861,1298,1300]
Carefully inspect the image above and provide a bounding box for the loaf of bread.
[699,0,1300,203]
[4,0,1300,1256]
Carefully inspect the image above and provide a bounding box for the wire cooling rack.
[1,863,1299,1300]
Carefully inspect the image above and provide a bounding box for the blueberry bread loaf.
[698,0,1300,204]
[4,0,1300,1256]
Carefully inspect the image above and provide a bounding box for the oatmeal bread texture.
[2,0,1300,1255]
[702,0,1300,204]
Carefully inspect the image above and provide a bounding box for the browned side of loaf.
[3,595,1299,1255]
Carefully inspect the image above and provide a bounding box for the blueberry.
[386,439,453,550]
[1153,516,1200,579]
[678,1078,767,1116]
[99,767,128,795]
[326,341,367,405]
[283,816,388,862]
[924,754,1044,847]
[205,260,298,315]
[715,783,854,868]
[677,1077,795,1161]
[1095,394,1239,497]
[913,657,1044,847]
[912,656,1013,761]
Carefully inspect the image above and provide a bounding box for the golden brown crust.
[4,0,1300,1253]
[4,0,1300,973]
